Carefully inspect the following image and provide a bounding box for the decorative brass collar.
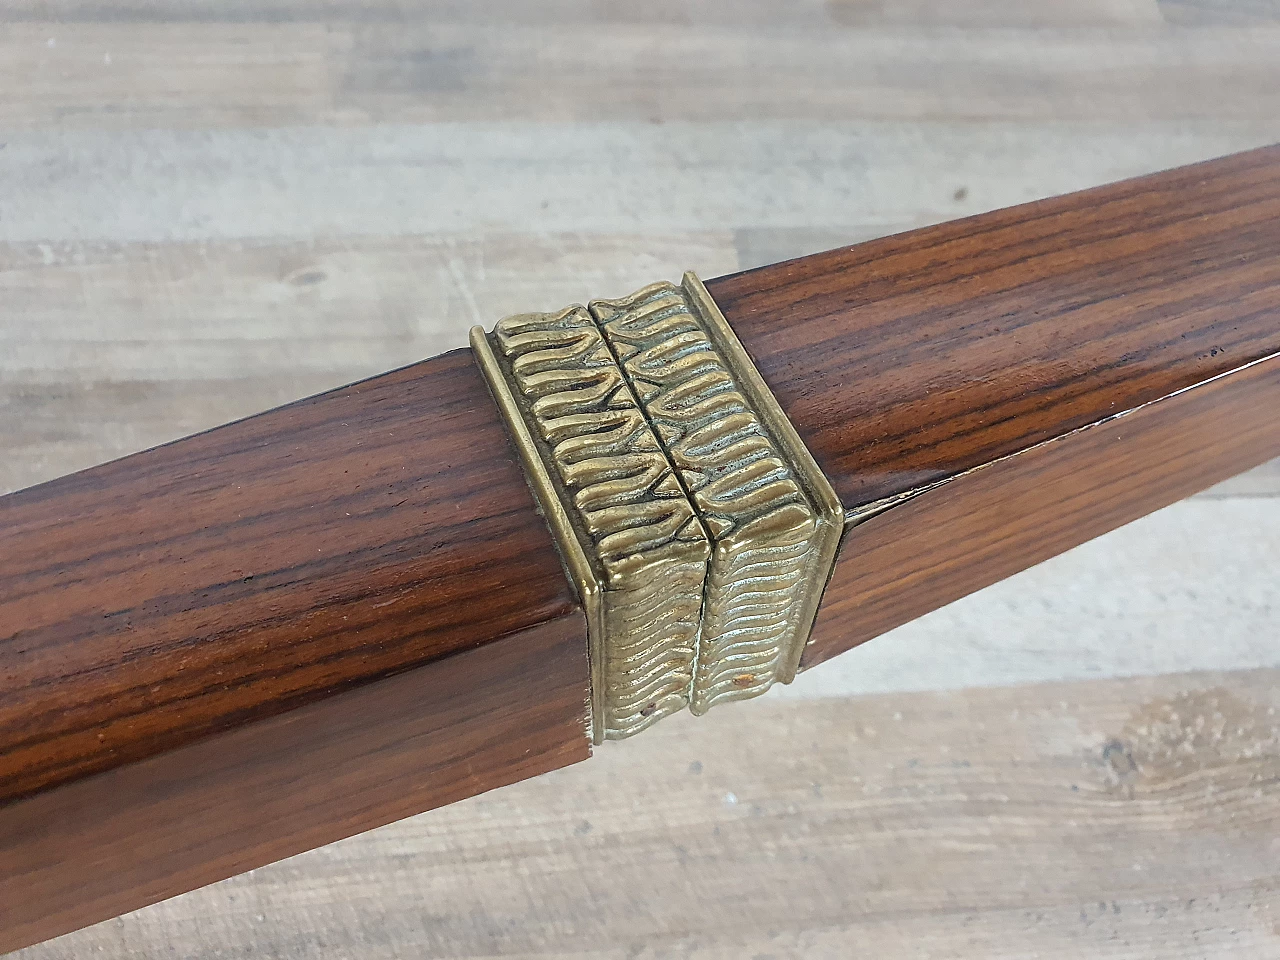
[471,273,841,743]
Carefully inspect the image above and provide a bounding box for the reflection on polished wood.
[0,354,590,952]
[708,144,1280,667]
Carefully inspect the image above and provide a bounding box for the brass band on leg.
[471,273,841,743]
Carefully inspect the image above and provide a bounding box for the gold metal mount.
[471,273,841,743]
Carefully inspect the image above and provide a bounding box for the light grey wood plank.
[1202,459,1280,497]
[338,22,1280,124]
[1160,0,1280,24]
[17,667,1280,959]
[831,0,1166,25]
[0,22,345,128]
[4,22,1280,127]
[0,233,737,381]
[0,124,1271,244]
[0,232,738,493]
[0,0,1170,26]
[0,0,840,25]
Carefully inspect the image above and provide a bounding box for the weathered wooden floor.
[3,1,1279,957]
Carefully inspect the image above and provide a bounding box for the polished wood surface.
[0,351,590,953]
[0,617,586,954]
[811,351,1280,667]
[709,144,1280,510]
[708,144,1280,667]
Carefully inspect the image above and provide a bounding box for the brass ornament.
[471,273,841,743]
[471,305,710,743]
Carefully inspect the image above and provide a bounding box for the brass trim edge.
[680,273,843,684]
[472,310,710,745]
[469,324,609,742]
[471,273,842,741]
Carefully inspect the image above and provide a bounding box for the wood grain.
[783,498,1280,697]
[0,0,1172,24]
[1160,0,1280,24]
[708,144,1280,667]
[0,350,591,952]
[0,616,586,956]
[809,351,1280,667]
[11,127,1268,248]
[3,18,1280,128]
[17,666,1280,959]
[710,145,1280,510]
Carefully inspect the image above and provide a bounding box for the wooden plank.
[0,232,738,494]
[812,343,1280,670]
[0,0,1165,26]
[2,22,1280,127]
[830,0,1166,25]
[1160,0,1280,24]
[0,351,591,952]
[342,22,1280,124]
[0,1,839,24]
[0,233,738,384]
[733,228,1280,529]
[0,23,344,128]
[16,667,1280,959]
[0,126,1268,244]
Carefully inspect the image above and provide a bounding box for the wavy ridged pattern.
[493,306,710,739]
[591,283,821,715]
